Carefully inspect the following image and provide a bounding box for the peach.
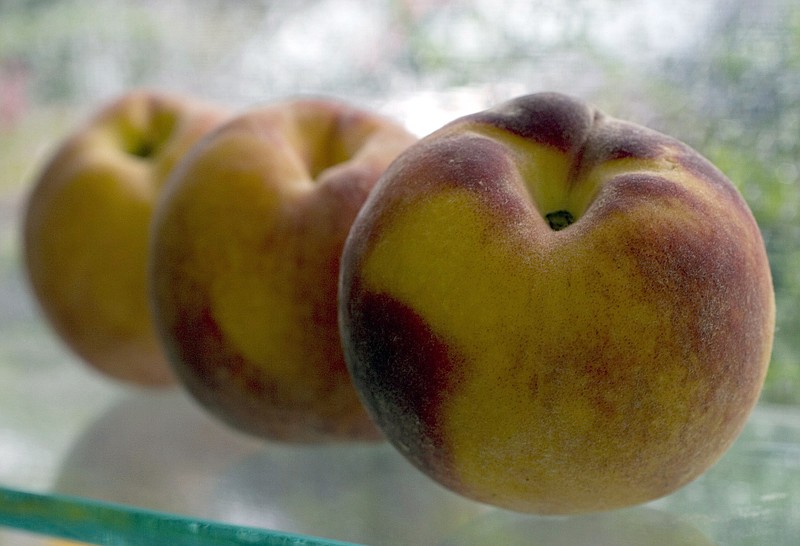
[23,90,229,386]
[338,92,775,513]
[149,98,417,442]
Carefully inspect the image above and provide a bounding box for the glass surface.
[2,0,800,544]
[0,386,799,545]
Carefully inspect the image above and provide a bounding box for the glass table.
[0,348,798,546]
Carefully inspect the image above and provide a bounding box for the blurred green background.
[0,0,797,406]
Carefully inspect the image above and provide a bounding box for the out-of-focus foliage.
[0,0,271,102]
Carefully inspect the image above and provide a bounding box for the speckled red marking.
[340,277,465,481]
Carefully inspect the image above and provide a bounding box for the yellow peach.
[149,98,417,442]
[338,92,775,513]
[23,90,229,386]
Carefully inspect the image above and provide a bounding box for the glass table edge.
[0,486,363,546]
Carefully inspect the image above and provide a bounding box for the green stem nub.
[545,210,575,231]
[130,140,157,159]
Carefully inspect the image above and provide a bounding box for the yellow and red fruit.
[338,92,775,513]
[149,98,417,442]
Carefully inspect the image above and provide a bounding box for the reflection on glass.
[436,506,715,546]
[44,388,800,546]
[52,390,484,546]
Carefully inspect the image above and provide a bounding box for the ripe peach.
[23,90,229,386]
[338,92,775,513]
[149,98,417,442]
